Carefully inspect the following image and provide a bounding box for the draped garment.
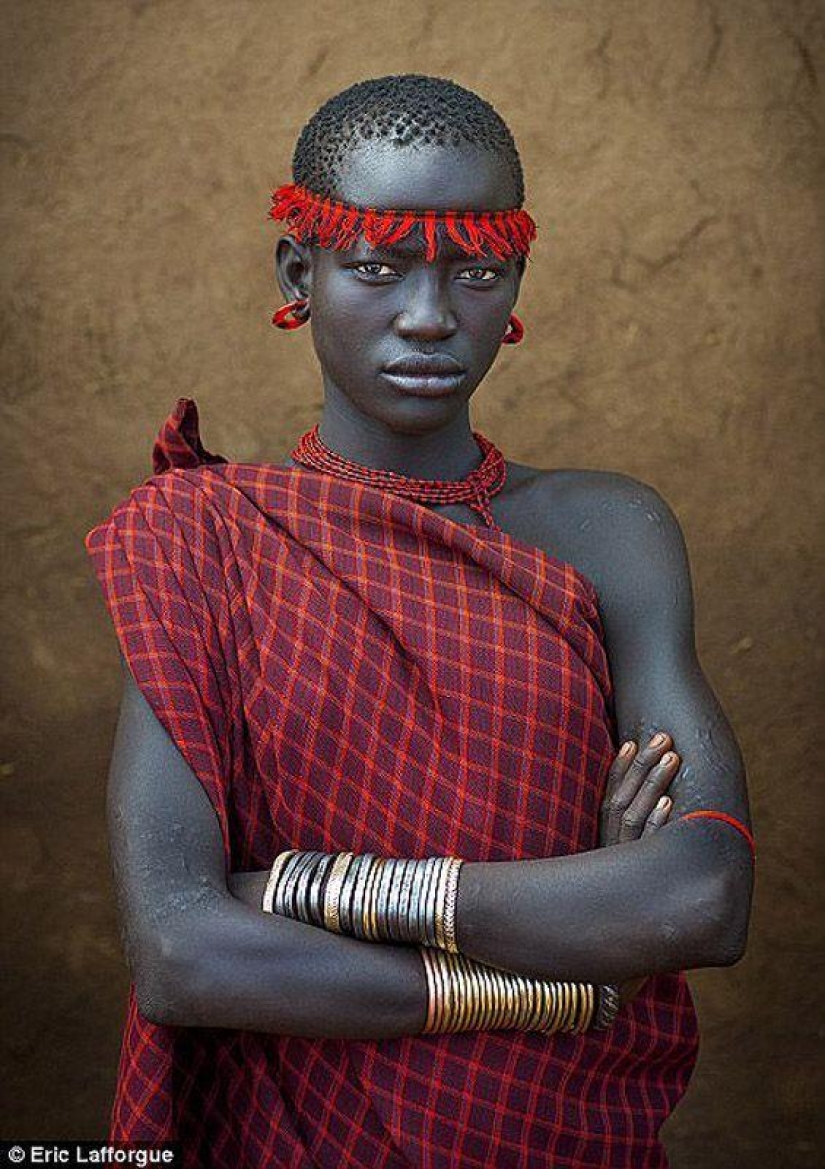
[84,398,699,1168]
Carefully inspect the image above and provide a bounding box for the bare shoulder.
[523,465,689,611]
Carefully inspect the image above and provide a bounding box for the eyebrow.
[352,241,500,263]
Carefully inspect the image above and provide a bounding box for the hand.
[599,732,680,848]
[599,732,681,1005]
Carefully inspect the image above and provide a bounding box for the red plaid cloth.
[85,399,699,1168]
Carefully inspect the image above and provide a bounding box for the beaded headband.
[269,182,538,263]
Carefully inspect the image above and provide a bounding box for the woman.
[86,75,754,1168]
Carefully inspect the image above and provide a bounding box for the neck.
[315,383,485,479]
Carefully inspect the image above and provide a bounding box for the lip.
[380,370,466,397]
[383,354,466,376]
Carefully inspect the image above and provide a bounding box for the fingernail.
[657,796,671,810]
[650,733,667,747]
[661,752,675,765]
[619,741,635,757]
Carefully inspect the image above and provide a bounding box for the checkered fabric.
[85,399,699,1168]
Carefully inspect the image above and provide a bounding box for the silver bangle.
[593,983,621,1029]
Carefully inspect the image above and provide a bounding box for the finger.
[600,741,638,823]
[618,752,680,843]
[605,733,673,842]
[642,796,672,837]
[604,740,638,794]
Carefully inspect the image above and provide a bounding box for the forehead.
[334,139,518,212]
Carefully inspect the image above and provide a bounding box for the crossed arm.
[108,476,753,1034]
[449,474,754,984]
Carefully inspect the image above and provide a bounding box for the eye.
[352,262,397,278]
[459,267,500,282]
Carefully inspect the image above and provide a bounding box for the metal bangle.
[430,860,448,949]
[409,859,429,945]
[578,983,595,1034]
[593,983,621,1030]
[310,852,338,927]
[419,946,439,1033]
[292,851,322,924]
[426,943,447,1033]
[338,852,358,936]
[471,954,494,1031]
[262,850,297,914]
[274,851,306,917]
[376,857,398,941]
[303,851,329,924]
[446,952,464,1032]
[489,964,507,1029]
[441,858,463,953]
[323,852,354,932]
[353,854,374,940]
[424,856,444,948]
[443,953,473,1033]
[414,857,436,947]
[351,853,376,940]
[557,980,572,1031]
[365,856,385,941]
[395,858,416,943]
[521,974,541,1031]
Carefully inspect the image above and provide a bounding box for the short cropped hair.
[292,74,525,207]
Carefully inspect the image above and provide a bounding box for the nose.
[394,270,457,340]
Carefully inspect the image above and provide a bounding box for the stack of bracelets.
[262,849,621,1035]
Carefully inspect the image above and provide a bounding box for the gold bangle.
[370,855,391,941]
[491,965,508,1030]
[473,953,495,1031]
[522,974,540,1031]
[262,849,297,914]
[456,954,476,1033]
[419,946,439,1033]
[549,981,563,1033]
[442,857,463,953]
[353,854,376,940]
[536,979,552,1032]
[428,943,448,1034]
[557,981,570,1032]
[541,981,557,1033]
[441,952,459,1032]
[418,950,603,1037]
[356,854,377,940]
[578,983,595,1034]
[323,852,354,932]
[359,855,376,940]
[561,981,577,1033]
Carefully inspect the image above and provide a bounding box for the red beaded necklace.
[290,423,507,530]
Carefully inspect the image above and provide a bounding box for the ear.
[274,235,315,303]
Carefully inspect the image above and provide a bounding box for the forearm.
[456,821,743,983]
[141,885,428,1037]
[225,818,744,994]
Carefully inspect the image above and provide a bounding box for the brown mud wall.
[1,2,822,1164]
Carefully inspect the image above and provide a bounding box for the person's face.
[275,139,525,432]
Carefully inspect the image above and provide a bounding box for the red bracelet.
[679,810,756,861]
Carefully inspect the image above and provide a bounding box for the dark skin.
[106,138,753,1035]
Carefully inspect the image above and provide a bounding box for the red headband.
[269,182,538,263]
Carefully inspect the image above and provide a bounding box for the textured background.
[1,0,823,1163]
